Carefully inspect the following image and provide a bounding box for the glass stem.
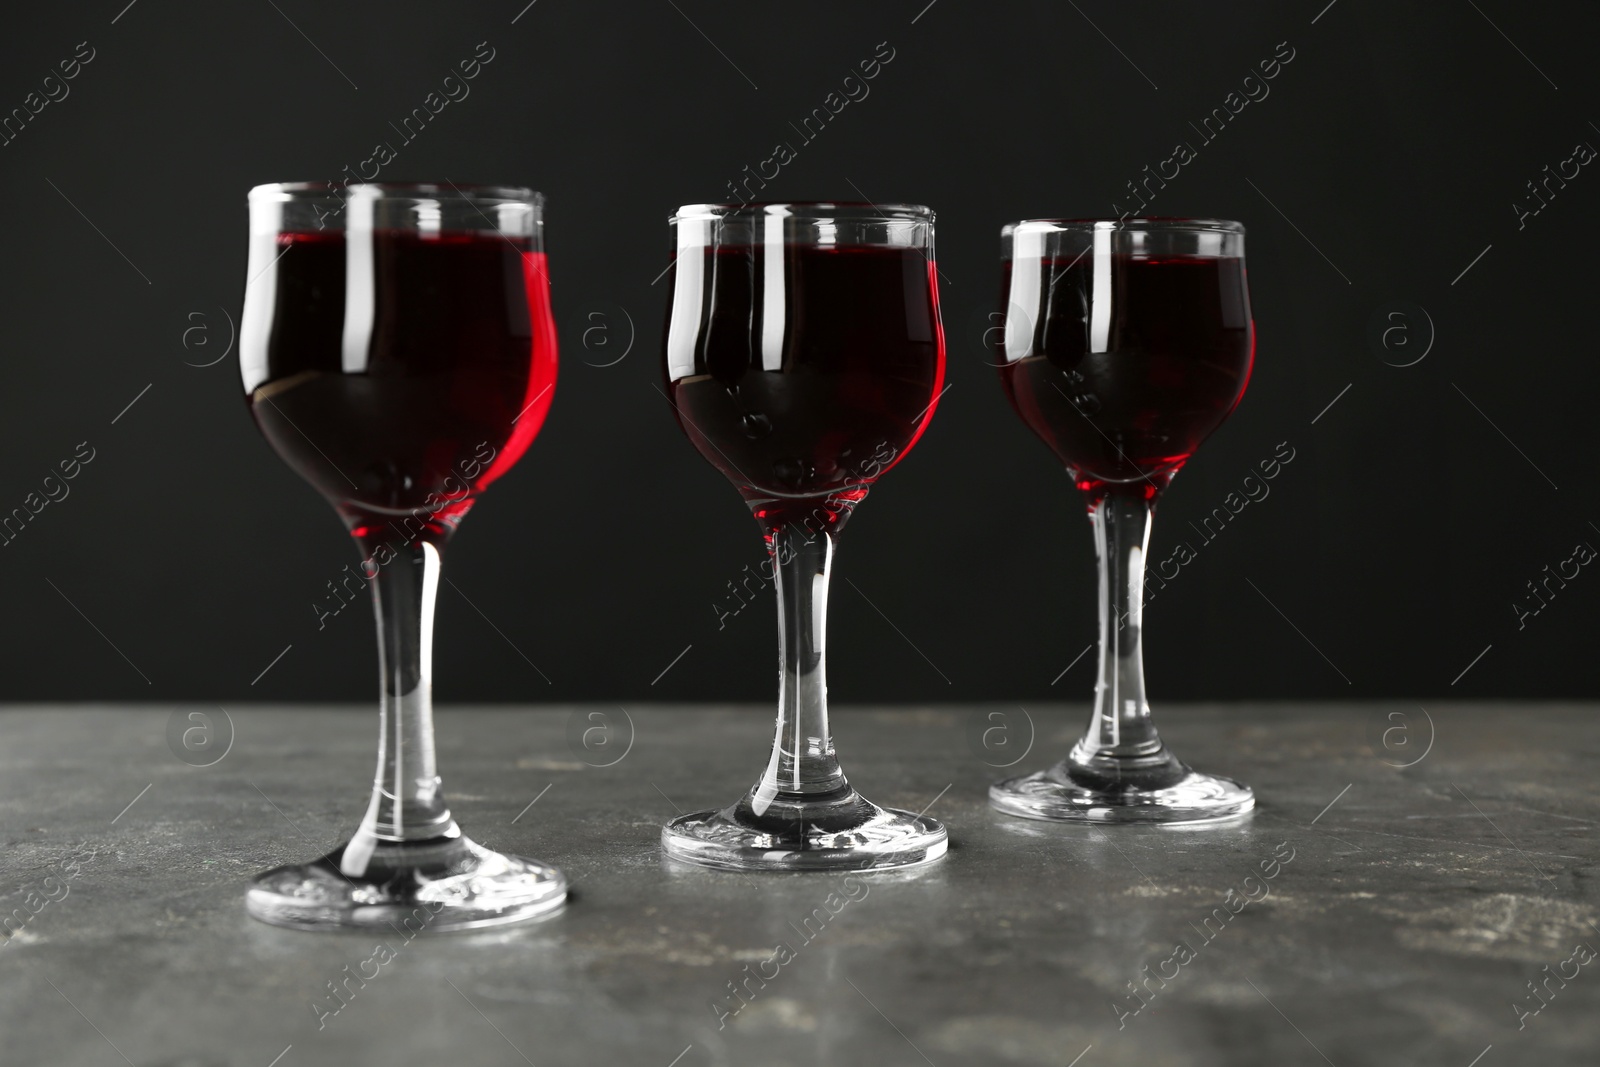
[343,539,458,876]
[751,525,848,814]
[1069,488,1183,784]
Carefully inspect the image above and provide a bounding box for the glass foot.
[662,786,947,871]
[990,760,1254,824]
[246,833,567,932]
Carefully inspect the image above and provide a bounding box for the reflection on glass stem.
[1071,486,1186,791]
[344,540,458,877]
[753,525,845,814]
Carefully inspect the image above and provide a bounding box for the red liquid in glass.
[244,229,556,541]
[998,253,1252,496]
[665,244,944,533]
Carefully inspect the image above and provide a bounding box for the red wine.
[665,244,944,534]
[998,253,1252,496]
[243,229,557,542]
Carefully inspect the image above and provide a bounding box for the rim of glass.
[1004,216,1244,237]
[249,181,541,204]
[672,201,933,224]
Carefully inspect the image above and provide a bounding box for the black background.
[0,0,1593,706]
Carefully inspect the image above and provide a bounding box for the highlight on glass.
[238,182,566,928]
[989,217,1256,824]
[659,202,949,870]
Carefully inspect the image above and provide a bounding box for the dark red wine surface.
[243,230,556,540]
[998,253,1252,495]
[665,244,944,534]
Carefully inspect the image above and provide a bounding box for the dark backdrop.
[0,0,1593,705]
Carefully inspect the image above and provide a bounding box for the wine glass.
[989,217,1256,823]
[659,202,949,871]
[238,182,566,928]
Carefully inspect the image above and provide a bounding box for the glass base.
[990,759,1254,824]
[245,833,567,932]
[661,785,947,872]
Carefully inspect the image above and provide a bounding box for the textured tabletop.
[1,703,1595,1067]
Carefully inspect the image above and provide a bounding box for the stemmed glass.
[660,202,949,870]
[990,218,1256,823]
[238,182,567,928]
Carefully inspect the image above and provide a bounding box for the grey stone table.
[1,703,1596,1067]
